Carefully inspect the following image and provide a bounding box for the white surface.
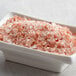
[0,50,5,69]
[0,0,76,76]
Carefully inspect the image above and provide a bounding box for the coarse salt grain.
[0,15,76,55]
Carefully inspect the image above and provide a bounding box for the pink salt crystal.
[0,16,76,55]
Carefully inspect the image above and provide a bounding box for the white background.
[0,0,76,76]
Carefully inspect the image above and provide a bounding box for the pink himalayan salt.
[0,16,76,55]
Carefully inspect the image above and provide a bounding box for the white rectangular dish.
[0,12,76,72]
